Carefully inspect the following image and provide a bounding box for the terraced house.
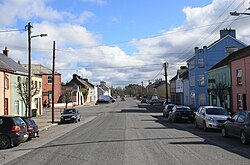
[0,47,28,116]
[187,29,246,108]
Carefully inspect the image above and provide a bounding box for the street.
[1,98,250,165]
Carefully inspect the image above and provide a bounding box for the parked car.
[194,106,230,131]
[96,99,110,104]
[163,104,175,118]
[60,108,81,124]
[141,98,147,103]
[0,116,28,149]
[168,105,194,122]
[121,97,126,101]
[20,116,39,140]
[222,111,250,144]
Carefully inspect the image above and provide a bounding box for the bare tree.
[209,83,230,108]
[61,88,72,109]
[17,80,40,116]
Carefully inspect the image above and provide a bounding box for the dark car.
[163,104,175,118]
[222,111,250,144]
[96,99,110,104]
[168,105,194,122]
[20,116,39,140]
[60,108,81,124]
[0,116,28,149]
[121,97,126,101]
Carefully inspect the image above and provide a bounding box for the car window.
[167,105,174,110]
[236,112,246,123]
[64,109,76,114]
[176,107,190,111]
[205,108,228,115]
[13,117,25,125]
[232,114,239,120]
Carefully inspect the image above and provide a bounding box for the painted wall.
[0,71,4,115]
[32,76,43,115]
[0,72,12,115]
[231,56,250,112]
[188,35,245,108]
[11,74,27,116]
[42,74,61,104]
[207,65,231,109]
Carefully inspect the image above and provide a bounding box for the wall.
[231,56,250,112]
[42,74,61,104]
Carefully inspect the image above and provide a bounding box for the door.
[243,94,247,110]
[4,98,8,115]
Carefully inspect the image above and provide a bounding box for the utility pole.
[52,41,55,123]
[163,62,168,103]
[27,22,33,117]
[141,81,144,96]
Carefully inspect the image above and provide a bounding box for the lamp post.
[230,11,250,16]
[26,22,47,117]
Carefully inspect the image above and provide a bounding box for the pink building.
[230,46,250,112]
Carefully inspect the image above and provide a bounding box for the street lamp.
[230,11,250,16]
[26,22,47,117]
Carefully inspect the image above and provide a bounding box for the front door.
[4,98,8,115]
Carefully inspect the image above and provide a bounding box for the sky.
[0,0,250,87]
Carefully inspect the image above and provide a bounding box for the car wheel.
[240,131,248,144]
[203,122,208,131]
[0,135,11,149]
[222,127,228,138]
[78,118,81,122]
[163,112,165,117]
[194,120,198,128]
[75,119,78,123]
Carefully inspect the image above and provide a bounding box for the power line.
[0,29,25,33]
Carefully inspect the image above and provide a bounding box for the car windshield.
[63,109,76,114]
[167,105,174,110]
[206,108,228,115]
[176,107,190,111]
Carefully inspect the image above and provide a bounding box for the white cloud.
[1,0,250,87]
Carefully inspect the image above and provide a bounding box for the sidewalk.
[33,103,95,131]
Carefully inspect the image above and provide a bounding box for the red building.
[230,46,250,112]
[22,64,61,104]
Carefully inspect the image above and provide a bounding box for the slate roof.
[22,64,61,75]
[67,74,95,88]
[208,45,250,71]
[0,53,27,74]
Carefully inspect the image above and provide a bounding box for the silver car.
[194,106,230,131]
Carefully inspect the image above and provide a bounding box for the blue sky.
[0,0,250,87]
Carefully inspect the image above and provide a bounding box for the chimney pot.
[3,47,9,56]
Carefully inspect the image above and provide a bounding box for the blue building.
[187,29,246,108]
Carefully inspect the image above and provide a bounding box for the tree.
[17,79,40,117]
[209,83,230,108]
[80,87,89,103]
[61,88,72,109]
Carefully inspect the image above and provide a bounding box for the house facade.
[66,74,95,105]
[0,48,29,116]
[230,46,250,112]
[22,64,61,105]
[187,29,246,108]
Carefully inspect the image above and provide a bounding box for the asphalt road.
[3,98,250,165]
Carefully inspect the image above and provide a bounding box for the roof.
[0,53,27,74]
[208,45,250,71]
[67,74,95,88]
[22,64,61,75]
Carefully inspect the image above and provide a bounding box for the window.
[198,59,204,68]
[237,112,246,123]
[237,94,243,110]
[48,76,53,83]
[237,69,242,85]
[189,60,195,69]
[5,75,9,89]
[35,81,37,88]
[226,46,238,56]
[48,91,52,101]
[199,93,206,105]
[39,82,41,89]
[17,76,21,83]
[199,75,205,86]
[190,76,195,87]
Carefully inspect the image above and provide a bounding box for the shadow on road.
[150,114,250,159]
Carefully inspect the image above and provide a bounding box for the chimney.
[18,61,20,64]
[73,74,77,79]
[3,47,9,56]
[220,28,236,39]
